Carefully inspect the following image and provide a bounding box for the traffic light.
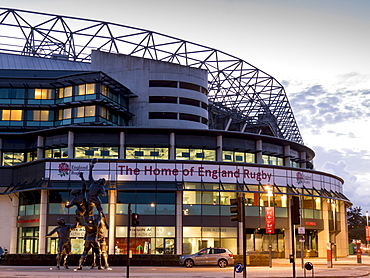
[230,197,243,222]
[132,213,140,227]
[291,196,300,225]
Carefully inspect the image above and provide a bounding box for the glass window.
[33,110,49,121]
[2,110,22,121]
[222,151,255,163]
[2,152,24,166]
[78,84,95,95]
[77,106,95,118]
[75,146,119,159]
[126,147,169,160]
[176,148,216,161]
[34,88,52,99]
[17,227,39,254]
[63,108,72,119]
[59,86,73,98]
[45,148,68,159]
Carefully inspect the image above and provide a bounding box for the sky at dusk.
[2,0,370,213]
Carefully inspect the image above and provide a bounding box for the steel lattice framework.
[0,8,303,144]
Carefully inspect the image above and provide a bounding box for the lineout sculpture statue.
[46,159,110,270]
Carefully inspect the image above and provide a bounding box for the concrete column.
[217,135,222,162]
[300,151,307,169]
[170,132,175,160]
[119,132,125,159]
[336,201,348,257]
[108,190,117,255]
[284,145,291,167]
[67,131,74,158]
[256,140,263,164]
[38,189,48,254]
[37,136,44,159]
[175,190,183,254]
[284,196,293,258]
[318,199,330,257]
[9,194,19,254]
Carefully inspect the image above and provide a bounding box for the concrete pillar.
[175,190,183,254]
[217,135,222,162]
[9,194,19,254]
[336,201,348,257]
[300,151,306,169]
[284,145,291,167]
[108,190,117,255]
[119,132,125,159]
[318,199,330,257]
[170,133,175,160]
[284,196,293,258]
[37,136,44,159]
[38,189,48,254]
[256,140,263,164]
[67,131,74,158]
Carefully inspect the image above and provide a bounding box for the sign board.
[366,226,370,241]
[234,263,244,273]
[265,207,275,234]
[299,235,305,242]
[298,227,305,234]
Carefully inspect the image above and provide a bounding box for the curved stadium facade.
[0,8,350,259]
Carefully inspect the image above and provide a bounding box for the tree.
[347,206,366,243]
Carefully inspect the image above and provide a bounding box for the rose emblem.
[58,162,70,177]
[296,172,303,184]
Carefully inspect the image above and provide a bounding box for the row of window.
[2,147,302,167]
[149,96,208,109]
[149,80,208,95]
[149,112,208,124]
[0,105,124,127]
[0,84,129,108]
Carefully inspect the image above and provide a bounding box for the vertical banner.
[265,207,275,234]
[366,226,370,241]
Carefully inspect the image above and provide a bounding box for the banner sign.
[44,161,343,192]
[366,226,370,241]
[265,207,275,234]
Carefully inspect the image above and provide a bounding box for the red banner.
[366,226,370,241]
[265,207,275,234]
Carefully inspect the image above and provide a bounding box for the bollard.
[327,243,332,268]
[304,262,314,278]
[356,242,362,264]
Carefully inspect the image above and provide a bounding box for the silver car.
[179,247,234,268]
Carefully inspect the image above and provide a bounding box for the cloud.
[312,146,370,212]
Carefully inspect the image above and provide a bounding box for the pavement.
[0,255,369,278]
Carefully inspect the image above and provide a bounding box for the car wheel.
[218,259,228,268]
[184,259,194,268]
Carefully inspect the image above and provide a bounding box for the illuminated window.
[2,152,24,166]
[63,108,72,119]
[176,148,216,161]
[33,110,49,121]
[75,146,119,159]
[2,110,22,121]
[58,86,72,98]
[78,84,95,95]
[45,148,68,159]
[77,106,95,118]
[26,151,37,162]
[126,147,169,160]
[222,151,255,163]
[263,155,283,166]
[34,88,52,99]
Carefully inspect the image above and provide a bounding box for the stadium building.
[0,8,350,259]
